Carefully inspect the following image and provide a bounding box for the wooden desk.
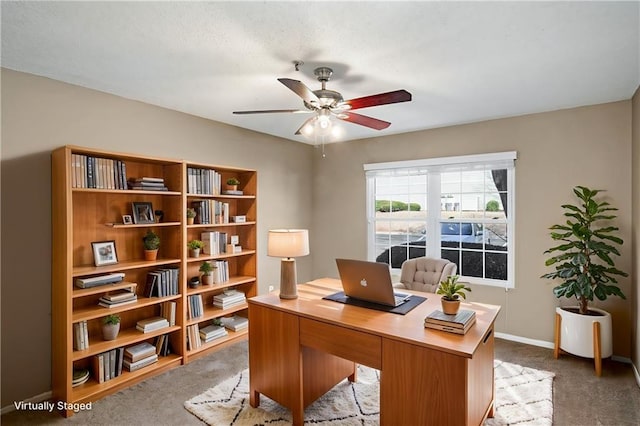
[248,278,500,425]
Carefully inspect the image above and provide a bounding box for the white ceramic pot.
[556,306,612,358]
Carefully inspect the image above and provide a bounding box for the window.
[365,152,516,288]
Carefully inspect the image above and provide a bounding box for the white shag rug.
[185,360,554,425]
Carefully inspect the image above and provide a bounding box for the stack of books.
[424,309,476,335]
[220,315,249,332]
[199,324,228,343]
[123,342,158,371]
[213,289,246,309]
[136,316,170,333]
[98,288,137,308]
[127,177,168,191]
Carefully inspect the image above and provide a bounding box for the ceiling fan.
[233,67,412,136]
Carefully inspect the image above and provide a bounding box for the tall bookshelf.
[51,146,257,416]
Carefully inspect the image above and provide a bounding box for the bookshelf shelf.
[52,146,257,416]
[70,354,182,401]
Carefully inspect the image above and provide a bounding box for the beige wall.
[312,101,634,356]
[2,67,638,407]
[632,87,640,375]
[0,69,314,407]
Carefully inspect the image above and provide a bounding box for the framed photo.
[122,214,133,225]
[132,202,154,224]
[91,240,118,266]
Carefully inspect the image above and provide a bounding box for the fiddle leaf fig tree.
[541,186,627,315]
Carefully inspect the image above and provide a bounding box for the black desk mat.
[323,291,426,315]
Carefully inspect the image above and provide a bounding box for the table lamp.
[267,229,309,299]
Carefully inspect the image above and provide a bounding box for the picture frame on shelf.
[132,202,154,224]
[91,240,118,266]
[122,214,133,225]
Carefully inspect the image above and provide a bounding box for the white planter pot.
[556,306,612,358]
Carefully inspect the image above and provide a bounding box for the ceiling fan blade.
[233,109,309,114]
[294,116,317,135]
[278,78,320,105]
[343,89,412,110]
[337,112,391,130]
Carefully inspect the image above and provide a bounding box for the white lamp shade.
[267,229,309,258]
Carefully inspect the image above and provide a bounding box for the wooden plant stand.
[554,312,602,376]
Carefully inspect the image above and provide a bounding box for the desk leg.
[250,389,260,408]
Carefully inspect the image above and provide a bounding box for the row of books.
[160,301,177,326]
[206,260,230,284]
[136,316,170,333]
[98,287,138,308]
[144,267,180,297]
[213,289,246,309]
[187,294,204,320]
[191,200,230,225]
[127,177,168,191]
[92,347,125,383]
[186,324,203,350]
[71,154,128,190]
[424,309,476,335]
[73,320,89,350]
[187,167,222,195]
[154,334,172,357]
[201,232,229,256]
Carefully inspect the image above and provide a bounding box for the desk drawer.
[300,318,382,369]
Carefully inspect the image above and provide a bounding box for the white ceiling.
[2,1,639,144]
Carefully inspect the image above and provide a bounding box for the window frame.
[365,151,516,289]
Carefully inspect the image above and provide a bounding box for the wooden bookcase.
[51,146,257,416]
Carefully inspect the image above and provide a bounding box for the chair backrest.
[400,257,457,293]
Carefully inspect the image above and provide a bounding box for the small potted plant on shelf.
[187,239,205,257]
[102,314,121,341]
[436,275,471,315]
[226,177,240,191]
[199,261,214,285]
[142,230,160,261]
[186,208,197,225]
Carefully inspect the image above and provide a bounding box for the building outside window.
[365,152,516,288]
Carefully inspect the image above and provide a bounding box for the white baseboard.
[495,331,555,349]
[1,391,52,415]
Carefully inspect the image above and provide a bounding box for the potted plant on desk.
[436,275,471,315]
[541,185,627,374]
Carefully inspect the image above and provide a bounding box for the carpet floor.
[185,359,554,425]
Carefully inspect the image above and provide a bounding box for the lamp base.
[279,258,298,299]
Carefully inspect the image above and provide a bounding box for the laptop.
[335,258,411,307]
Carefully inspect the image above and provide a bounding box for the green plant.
[186,208,196,219]
[142,230,160,250]
[485,200,501,212]
[103,314,120,325]
[187,239,204,250]
[199,261,213,275]
[436,275,471,301]
[227,177,240,186]
[375,200,421,212]
[541,185,627,315]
